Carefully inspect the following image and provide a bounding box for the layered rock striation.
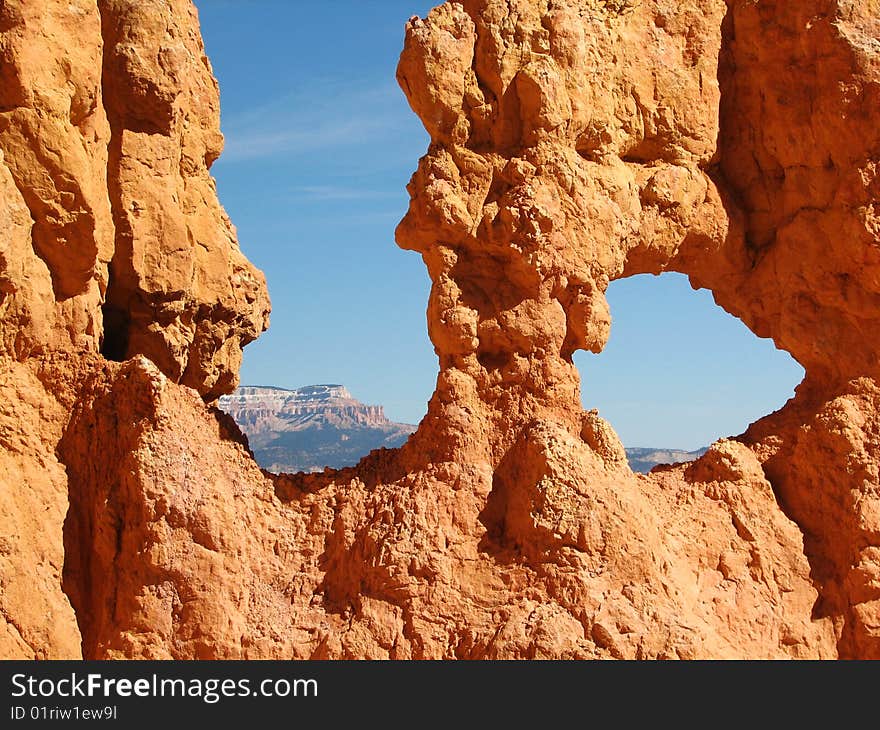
[1,0,878,659]
[218,385,416,473]
[221,385,393,434]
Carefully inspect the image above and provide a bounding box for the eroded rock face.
[394,0,880,656]
[0,359,81,658]
[98,0,269,400]
[395,0,731,468]
[1,0,878,659]
[59,357,834,658]
[0,0,268,659]
[0,0,270,395]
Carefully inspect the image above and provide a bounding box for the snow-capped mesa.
[219,385,416,473]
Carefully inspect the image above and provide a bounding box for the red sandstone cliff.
[1,0,879,659]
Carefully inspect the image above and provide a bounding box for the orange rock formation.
[1,0,878,659]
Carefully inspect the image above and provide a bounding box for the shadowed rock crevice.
[99,299,131,362]
[95,0,271,399]
[97,17,130,365]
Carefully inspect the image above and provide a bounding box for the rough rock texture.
[58,358,834,659]
[1,0,879,659]
[0,0,268,659]
[98,0,269,400]
[0,0,269,394]
[0,359,80,658]
[394,0,880,657]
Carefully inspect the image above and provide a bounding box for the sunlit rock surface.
[2,0,879,659]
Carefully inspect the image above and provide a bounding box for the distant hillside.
[625,447,708,473]
[220,385,705,475]
[218,385,415,473]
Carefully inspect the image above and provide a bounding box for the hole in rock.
[574,273,805,473]
[195,1,437,475]
[99,303,130,362]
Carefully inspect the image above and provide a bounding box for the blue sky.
[195,0,804,450]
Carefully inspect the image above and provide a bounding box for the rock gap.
[574,272,805,468]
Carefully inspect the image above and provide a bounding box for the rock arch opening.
[574,273,805,471]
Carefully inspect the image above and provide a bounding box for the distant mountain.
[220,385,704,475]
[624,447,708,474]
[218,385,416,473]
